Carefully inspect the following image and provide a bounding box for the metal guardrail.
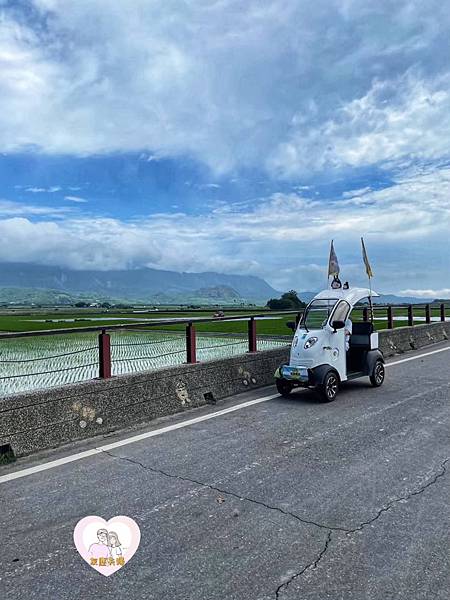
[0,311,302,382]
[0,304,448,386]
[359,303,449,328]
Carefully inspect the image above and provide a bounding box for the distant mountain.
[0,263,279,304]
[299,290,430,305]
[0,286,137,306]
[195,285,242,300]
[372,294,429,305]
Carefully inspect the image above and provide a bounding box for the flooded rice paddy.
[0,330,288,397]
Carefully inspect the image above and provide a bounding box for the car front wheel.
[276,378,293,397]
[317,371,339,402]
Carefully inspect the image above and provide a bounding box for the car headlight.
[304,336,318,349]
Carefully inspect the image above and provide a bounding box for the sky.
[1,0,450,297]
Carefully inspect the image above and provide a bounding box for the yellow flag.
[361,237,373,279]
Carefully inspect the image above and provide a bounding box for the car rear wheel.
[276,378,293,397]
[317,371,339,402]
[370,360,385,387]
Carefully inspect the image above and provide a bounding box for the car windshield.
[301,299,339,330]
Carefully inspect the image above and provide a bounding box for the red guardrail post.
[248,317,257,353]
[425,304,431,324]
[407,305,414,326]
[99,329,111,378]
[387,306,394,329]
[186,323,197,363]
[363,307,369,322]
[440,303,446,322]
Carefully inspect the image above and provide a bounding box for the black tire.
[276,378,293,397]
[370,360,385,387]
[316,371,339,403]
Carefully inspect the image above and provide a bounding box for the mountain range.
[0,262,438,306]
[0,262,279,305]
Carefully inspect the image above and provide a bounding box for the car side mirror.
[331,320,345,331]
[286,321,296,332]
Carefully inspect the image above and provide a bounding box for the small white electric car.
[275,287,385,402]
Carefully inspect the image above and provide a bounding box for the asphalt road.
[1,342,449,599]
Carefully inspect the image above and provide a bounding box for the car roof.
[312,287,379,308]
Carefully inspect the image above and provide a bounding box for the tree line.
[266,290,305,310]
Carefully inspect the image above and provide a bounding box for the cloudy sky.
[1,0,450,296]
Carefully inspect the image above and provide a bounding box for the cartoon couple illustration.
[88,528,123,560]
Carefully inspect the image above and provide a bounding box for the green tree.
[266,290,305,310]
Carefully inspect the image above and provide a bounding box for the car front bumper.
[276,364,310,383]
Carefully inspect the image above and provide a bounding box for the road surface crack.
[348,457,449,534]
[99,449,348,532]
[275,531,332,599]
[99,450,448,598]
[99,450,449,537]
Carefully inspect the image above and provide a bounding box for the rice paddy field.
[0,305,448,397]
[0,308,294,334]
[0,326,289,397]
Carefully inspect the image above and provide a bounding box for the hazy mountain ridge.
[0,263,437,306]
[0,287,125,306]
[0,263,278,303]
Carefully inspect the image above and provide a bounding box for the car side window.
[332,300,350,323]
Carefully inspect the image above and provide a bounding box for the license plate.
[282,366,308,381]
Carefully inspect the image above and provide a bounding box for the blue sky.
[1,0,450,296]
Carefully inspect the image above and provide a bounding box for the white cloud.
[1,1,450,174]
[0,217,162,270]
[25,186,61,193]
[269,73,450,177]
[342,187,372,199]
[197,183,221,190]
[64,195,87,203]
[0,165,449,292]
[139,153,162,163]
[0,199,70,217]
[399,289,450,299]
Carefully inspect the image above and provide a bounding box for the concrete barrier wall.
[379,321,450,356]
[1,321,449,459]
[0,346,289,458]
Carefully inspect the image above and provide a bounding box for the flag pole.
[327,239,332,289]
[368,273,373,324]
[361,237,374,323]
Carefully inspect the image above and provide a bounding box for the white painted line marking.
[386,345,450,367]
[0,393,278,483]
[0,448,103,484]
[2,342,450,484]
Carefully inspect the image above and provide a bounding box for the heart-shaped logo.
[74,516,140,576]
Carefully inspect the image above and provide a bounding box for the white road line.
[385,345,450,367]
[0,448,103,484]
[0,394,278,483]
[2,342,450,484]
